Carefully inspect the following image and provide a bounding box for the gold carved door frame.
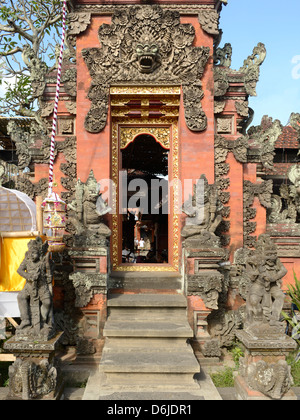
[110,86,180,272]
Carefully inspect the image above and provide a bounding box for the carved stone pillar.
[69,240,109,356]
[4,332,64,400]
[184,236,228,361]
[235,329,297,400]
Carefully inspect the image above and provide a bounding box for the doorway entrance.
[121,134,169,265]
[110,85,180,272]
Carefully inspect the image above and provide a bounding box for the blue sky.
[220,0,300,127]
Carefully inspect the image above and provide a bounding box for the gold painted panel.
[111,119,179,272]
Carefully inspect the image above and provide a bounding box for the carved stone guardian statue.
[234,235,297,400]
[68,169,111,245]
[181,174,223,247]
[244,234,287,334]
[4,236,64,400]
[16,236,55,340]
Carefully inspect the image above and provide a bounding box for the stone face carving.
[16,237,55,341]
[182,174,223,246]
[68,169,111,244]
[82,5,210,133]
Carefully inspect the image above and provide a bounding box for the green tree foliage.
[0,0,63,118]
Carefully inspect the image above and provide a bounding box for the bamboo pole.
[0,231,39,238]
[36,195,44,235]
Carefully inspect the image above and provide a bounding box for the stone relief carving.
[188,272,223,310]
[214,43,266,98]
[268,185,300,224]
[215,135,249,164]
[214,134,249,246]
[214,42,232,67]
[239,359,294,400]
[268,165,300,224]
[66,12,91,62]
[198,9,220,35]
[7,121,33,170]
[208,306,245,348]
[82,5,210,133]
[235,100,254,135]
[289,112,300,136]
[8,131,76,201]
[8,358,59,400]
[22,46,48,98]
[67,12,91,36]
[213,67,229,97]
[248,116,282,169]
[239,42,267,97]
[243,179,273,247]
[70,271,106,308]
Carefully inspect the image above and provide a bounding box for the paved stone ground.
[218,387,300,401]
[0,386,299,400]
[63,386,300,401]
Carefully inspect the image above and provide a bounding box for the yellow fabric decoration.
[0,237,34,292]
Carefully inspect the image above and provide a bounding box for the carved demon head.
[135,43,161,73]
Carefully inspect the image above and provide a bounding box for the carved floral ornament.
[120,127,170,150]
[81,5,211,133]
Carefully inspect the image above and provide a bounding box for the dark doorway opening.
[121,134,169,264]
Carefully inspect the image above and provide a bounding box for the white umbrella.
[0,186,36,233]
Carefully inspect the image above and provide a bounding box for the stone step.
[107,293,188,319]
[104,337,189,349]
[83,370,204,399]
[108,272,182,291]
[99,372,201,389]
[103,320,193,338]
[93,289,202,399]
[82,370,222,400]
[107,307,186,319]
[107,293,187,307]
[100,347,199,374]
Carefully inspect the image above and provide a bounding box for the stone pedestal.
[4,331,64,400]
[69,240,109,355]
[235,328,297,400]
[184,239,228,360]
